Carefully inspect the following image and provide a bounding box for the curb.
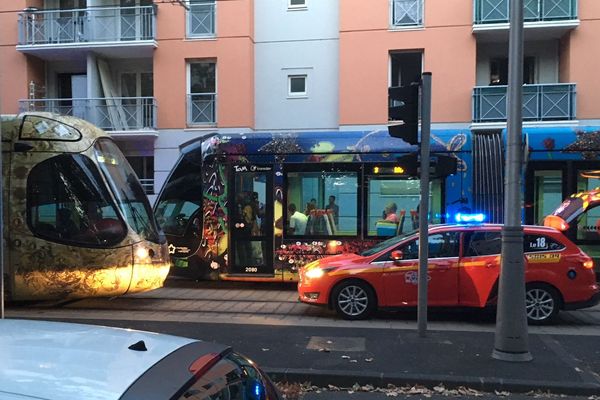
[264,368,600,397]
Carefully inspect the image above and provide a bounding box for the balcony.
[139,178,155,195]
[473,0,578,41]
[19,97,158,133]
[187,93,216,126]
[17,5,156,58]
[472,83,576,124]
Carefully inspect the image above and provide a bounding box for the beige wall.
[565,0,600,119]
[339,0,475,126]
[154,0,254,129]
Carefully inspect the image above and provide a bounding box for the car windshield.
[93,138,162,243]
[360,229,418,256]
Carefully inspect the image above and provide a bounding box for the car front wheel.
[525,283,560,324]
[332,280,376,320]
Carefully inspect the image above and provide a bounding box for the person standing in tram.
[287,203,308,235]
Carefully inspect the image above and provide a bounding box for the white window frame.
[288,0,307,10]
[390,0,424,29]
[186,0,217,38]
[186,60,217,126]
[288,74,307,97]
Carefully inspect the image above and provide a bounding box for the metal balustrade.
[187,93,216,125]
[138,178,154,194]
[187,1,216,37]
[19,97,157,131]
[472,83,576,123]
[474,0,577,24]
[18,5,156,45]
[391,0,423,27]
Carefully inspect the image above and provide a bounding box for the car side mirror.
[391,250,403,263]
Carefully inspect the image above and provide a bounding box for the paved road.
[5,279,600,398]
[7,279,600,335]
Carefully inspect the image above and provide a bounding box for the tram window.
[368,178,442,237]
[27,154,126,247]
[286,170,358,236]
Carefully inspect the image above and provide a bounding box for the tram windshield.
[154,153,203,236]
[94,138,161,243]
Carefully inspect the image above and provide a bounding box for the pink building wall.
[564,0,600,119]
[154,0,254,129]
[339,0,476,126]
[0,1,44,114]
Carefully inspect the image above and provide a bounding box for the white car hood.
[0,319,196,400]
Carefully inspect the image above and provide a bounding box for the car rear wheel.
[525,283,560,324]
[332,280,376,320]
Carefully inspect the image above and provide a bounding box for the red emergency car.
[298,224,600,324]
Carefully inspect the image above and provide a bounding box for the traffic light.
[388,83,420,145]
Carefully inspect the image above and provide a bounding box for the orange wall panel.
[340,0,475,126]
[154,38,254,129]
[340,28,475,126]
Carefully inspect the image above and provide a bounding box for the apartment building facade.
[1,0,599,229]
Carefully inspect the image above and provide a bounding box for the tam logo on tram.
[154,130,464,282]
[1,113,170,301]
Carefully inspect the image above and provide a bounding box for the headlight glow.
[305,268,325,279]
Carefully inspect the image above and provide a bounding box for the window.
[368,177,442,237]
[379,232,460,261]
[391,0,423,27]
[187,0,215,37]
[464,231,502,257]
[27,153,126,247]
[188,61,216,125]
[288,75,307,96]
[288,0,306,9]
[286,170,358,236]
[490,57,535,85]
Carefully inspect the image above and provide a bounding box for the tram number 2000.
[245,267,259,273]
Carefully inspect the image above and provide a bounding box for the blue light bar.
[454,213,486,223]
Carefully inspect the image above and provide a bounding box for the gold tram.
[1,113,169,301]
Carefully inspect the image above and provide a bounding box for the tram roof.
[1,112,109,144]
[180,129,466,159]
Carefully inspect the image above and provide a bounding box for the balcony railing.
[472,83,576,123]
[187,1,216,37]
[139,178,154,194]
[474,0,577,24]
[391,0,423,27]
[19,97,157,131]
[187,93,216,125]
[18,5,156,46]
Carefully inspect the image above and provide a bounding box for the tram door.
[229,166,274,275]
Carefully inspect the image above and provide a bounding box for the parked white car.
[0,319,281,400]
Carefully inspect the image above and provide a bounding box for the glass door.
[229,166,273,275]
[532,170,563,224]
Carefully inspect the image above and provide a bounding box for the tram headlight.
[134,244,154,265]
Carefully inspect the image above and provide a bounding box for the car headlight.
[305,268,325,279]
[304,266,336,279]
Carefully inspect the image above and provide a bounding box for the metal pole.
[492,0,531,362]
[417,72,432,337]
[1,112,4,319]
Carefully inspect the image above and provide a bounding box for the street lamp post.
[492,0,532,362]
